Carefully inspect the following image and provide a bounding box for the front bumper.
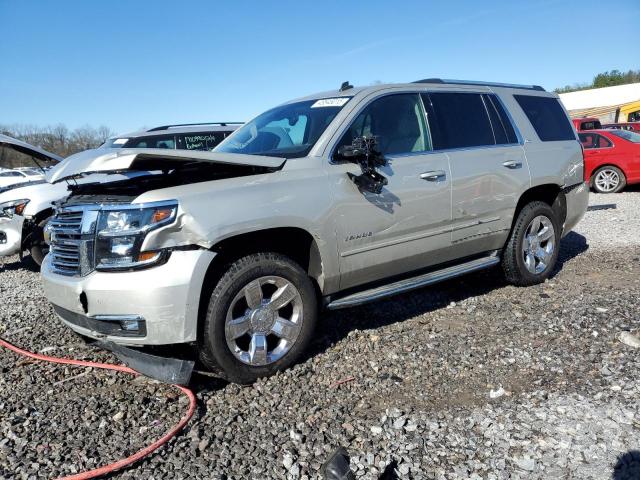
[0,215,24,256]
[41,249,216,345]
[562,181,589,237]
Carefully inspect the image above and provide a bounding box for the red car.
[572,117,602,131]
[602,122,640,133]
[578,129,640,193]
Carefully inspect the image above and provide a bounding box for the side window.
[126,135,176,149]
[628,110,640,122]
[578,133,597,149]
[596,134,612,148]
[336,94,431,155]
[484,94,519,145]
[177,132,227,151]
[422,92,495,150]
[514,95,575,142]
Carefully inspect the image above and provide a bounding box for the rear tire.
[591,166,626,194]
[199,252,318,384]
[502,201,560,286]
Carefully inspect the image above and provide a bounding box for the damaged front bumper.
[0,215,24,257]
[41,248,216,345]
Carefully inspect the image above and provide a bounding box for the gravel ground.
[1,190,639,480]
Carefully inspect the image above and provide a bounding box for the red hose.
[0,337,197,480]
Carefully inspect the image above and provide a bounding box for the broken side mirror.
[340,136,388,195]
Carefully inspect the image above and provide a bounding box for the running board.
[326,254,501,310]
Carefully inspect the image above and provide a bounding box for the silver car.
[41,79,588,384]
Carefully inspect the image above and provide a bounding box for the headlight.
[0,199,30,218]
[95,202,177,271]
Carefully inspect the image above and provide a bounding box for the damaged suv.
[41,80,588,384]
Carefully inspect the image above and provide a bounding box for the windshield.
[215,98,350,158]
[608,129,640,143]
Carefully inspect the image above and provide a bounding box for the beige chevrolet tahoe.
[41,79,589,384]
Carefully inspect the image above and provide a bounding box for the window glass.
[628,110,640,122]
[421,92,495,149]
[0,171,22,177]
[581,120,601,130]
[336,94,431,155]
[125,135,175,149]
[177,132,228,151]
[484,94,518,145]
[609,129,640,143]
[596,135,612,148]
[216,98,350,158]
[578,133,597,149]
[514,95,575,141]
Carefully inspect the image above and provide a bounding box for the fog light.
[120,320,140,331]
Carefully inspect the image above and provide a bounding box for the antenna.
[340,81,353,92]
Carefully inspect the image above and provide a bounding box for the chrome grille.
[49,208,96,276]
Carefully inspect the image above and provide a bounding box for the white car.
[1,134,158,267]
[0,167,45,188]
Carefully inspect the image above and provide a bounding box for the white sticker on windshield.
[311,98,350,108]
[113,138,129,145]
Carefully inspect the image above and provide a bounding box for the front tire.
[502,201,560,286]
[199,252,318,384]
[591,166,626,194]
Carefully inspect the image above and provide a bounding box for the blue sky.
[1,0,638,134]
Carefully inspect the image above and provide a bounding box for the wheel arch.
[195,227,324,342]
[513,184,566,232]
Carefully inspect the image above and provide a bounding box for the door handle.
[502,160,523,169]
[420,170,446,182]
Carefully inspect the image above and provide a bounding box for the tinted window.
[484,94,518,145]
[581,120,601,130]
[609,129,640,143]
[514,95,575,141]
[421,92,495,150]
[177,132,229,151]
[336,94,430,155]
[579,133,611,149]
[0,171,22,177]
[125,135,176,149]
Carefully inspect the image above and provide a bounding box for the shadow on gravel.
[305,231,589,363]
[0,255,38,273]
[612,450,640,480]
[552,231,589,276]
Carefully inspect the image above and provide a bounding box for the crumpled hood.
[47,147,286,183]
[0,133,63,164]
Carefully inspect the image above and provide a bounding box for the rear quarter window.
[514,95,575,142]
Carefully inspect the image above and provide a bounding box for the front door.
[328,93,453,290]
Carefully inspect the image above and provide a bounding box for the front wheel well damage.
[195,227,323,343]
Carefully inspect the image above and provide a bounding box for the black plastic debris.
[322,447,355,480]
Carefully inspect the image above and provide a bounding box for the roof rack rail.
[147,122,244,132]
[412,78,545,92]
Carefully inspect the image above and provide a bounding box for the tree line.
[0,124,114,168]
[555,69,640,94]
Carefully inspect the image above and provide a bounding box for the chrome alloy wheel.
[225,276,303,366]
[522,215,555,274]
[595,169,620,193]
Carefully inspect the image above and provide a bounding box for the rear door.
[422,91,530,255]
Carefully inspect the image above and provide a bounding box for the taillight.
[580,142,587,181]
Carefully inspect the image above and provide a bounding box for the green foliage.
[555,69,640,93]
